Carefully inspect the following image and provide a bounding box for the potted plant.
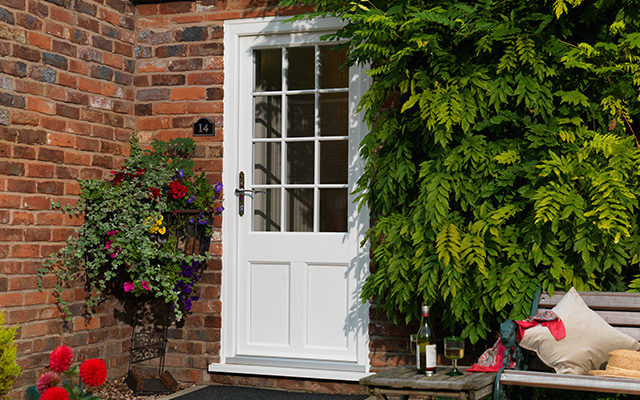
[39,134,223,322]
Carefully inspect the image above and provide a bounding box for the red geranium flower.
[79,359,107,387]
[37,372,60,394]
[41,387,69,400]
[49,346,73,373]
[110,171,126,185]
[150,187,161,199]
[168,180,188,199]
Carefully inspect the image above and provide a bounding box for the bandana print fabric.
[467,338,516,372]
[515,310,565,341]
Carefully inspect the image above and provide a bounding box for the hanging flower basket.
[39,134,223,322]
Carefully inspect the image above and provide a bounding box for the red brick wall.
[1,0,375,398]
[1,0,137,397]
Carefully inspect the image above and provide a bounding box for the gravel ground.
[92,377,182,400]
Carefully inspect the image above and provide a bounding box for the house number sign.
[193,117,215,137]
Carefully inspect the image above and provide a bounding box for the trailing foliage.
[0,311,21,397]
[40,135,223,322]
[281,0,640,341]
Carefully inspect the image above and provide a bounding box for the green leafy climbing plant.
[281,0,640,342]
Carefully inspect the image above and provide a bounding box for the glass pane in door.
[320,93,348,137]
[287,94,315,138]
[255,49,282,92]
[320,45,348,89]
[287,142,314,184]
[254,142,281,185]
[287,189,313,232]
[288,47,315,90]
[255,96,282,138]
[320,188,347,232]
[320,141,348,184]
[254,188,281,232]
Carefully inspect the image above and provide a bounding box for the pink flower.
[49,346,73,373]
[141,280,149,290]
[106,241,121,258]
[123,282,135,292]
[37,372,60,394]
[107,230,119,236]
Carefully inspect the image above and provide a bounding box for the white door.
[214,17,370,380]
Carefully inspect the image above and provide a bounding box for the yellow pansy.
[147,215,165,234]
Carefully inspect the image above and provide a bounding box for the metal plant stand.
[125,210,213,395]
[125,321,178,395]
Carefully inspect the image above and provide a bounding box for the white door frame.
[212,16,370,381]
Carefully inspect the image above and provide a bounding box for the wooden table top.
[360,365,497,391]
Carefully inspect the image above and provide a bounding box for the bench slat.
[613,327,640,341]
[538,292,640,311]
[500,370,640,395]
[595,310,640,327]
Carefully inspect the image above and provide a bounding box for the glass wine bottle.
[416,304,437,375]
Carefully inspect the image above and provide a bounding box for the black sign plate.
[193,117,215,137]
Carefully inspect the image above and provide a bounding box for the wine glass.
[410,334,417,354]
[444,336,464,376]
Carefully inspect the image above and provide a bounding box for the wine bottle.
[416,304,436,375]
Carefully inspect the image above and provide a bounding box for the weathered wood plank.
[359,366,415,386]
[614,327,640,341]
[538,291,640,311]
[500,370,640,395]
[534,291,640,340]
[362,366,495,391]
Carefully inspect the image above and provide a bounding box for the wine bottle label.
[426,344,436,368]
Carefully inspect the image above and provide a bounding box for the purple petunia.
[173,260,202,311]
[187,196,194,204]
[215,206,224,213]
[177,169,184,179]
[214,182,223,193]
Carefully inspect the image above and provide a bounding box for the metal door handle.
[235,189,268,195]
[237,171,269,216]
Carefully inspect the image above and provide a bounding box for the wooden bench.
[495,291,640,399]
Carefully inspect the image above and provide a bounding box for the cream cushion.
[519,287,640,375]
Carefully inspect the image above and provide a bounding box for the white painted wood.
[214,16,370,380]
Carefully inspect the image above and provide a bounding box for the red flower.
[168,180,188,199]
[150,187,161,199]
[79,359,107,387]
[37,372,60,394]
[49,346,73,373]
[41,387,69,400]
[111,171,126,185]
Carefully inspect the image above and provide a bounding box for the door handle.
[234,189,268,195]
[236,171,268,217]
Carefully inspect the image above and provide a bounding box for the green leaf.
[25,386,40,400]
